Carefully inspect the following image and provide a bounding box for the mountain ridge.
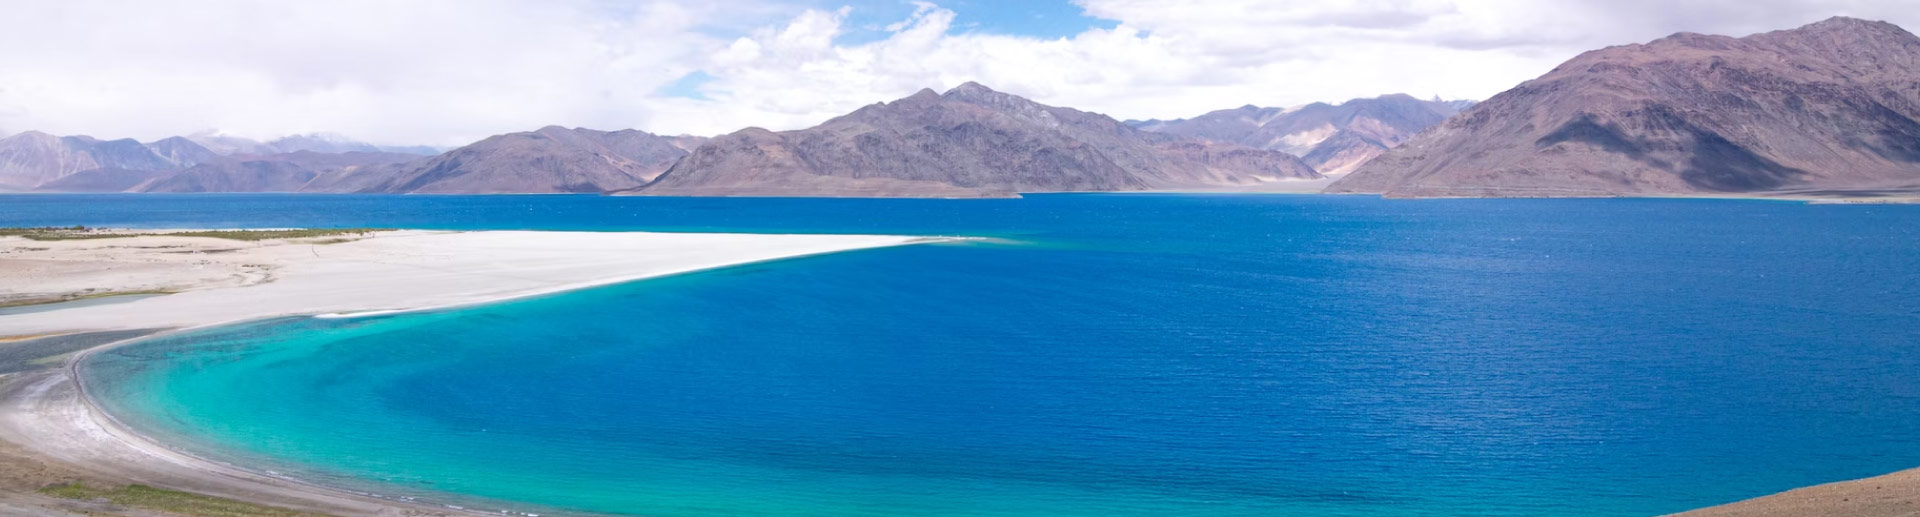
[629,82,1321,198]
[1327,16,1920,198]
[0,131,202,191]
[352,126,693,194]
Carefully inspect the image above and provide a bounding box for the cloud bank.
[1,0,1914,145]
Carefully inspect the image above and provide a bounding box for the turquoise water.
[10,194,1920,516]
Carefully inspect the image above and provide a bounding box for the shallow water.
[13,194,1918,516]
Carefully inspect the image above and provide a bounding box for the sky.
[1,0,1917,146]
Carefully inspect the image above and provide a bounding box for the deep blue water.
[8,194,1919,516]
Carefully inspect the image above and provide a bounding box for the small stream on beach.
[11,193,1920,516]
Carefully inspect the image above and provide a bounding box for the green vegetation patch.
[0,225,87,236]
[40,483,326,517]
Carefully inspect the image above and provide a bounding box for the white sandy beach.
[0,228,942,516]
[0,230,934,337]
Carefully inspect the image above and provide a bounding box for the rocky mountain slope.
[630,82,1320,197]
[1132,95,1470,174]
[12,127,689,194]
[32,167,179,192]
[0,131,206,191]
[137,151,424,193]
[354,126,690,194]
[1328,17,1920,198]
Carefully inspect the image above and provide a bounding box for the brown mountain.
[359,126,689,193]
[1132,95,1471,174]
[1328,17,1920,198]
[33,167,177,191]
[299,157,422,193]
[137,160,319,193]
[33,168,179,192]
[136,151,424,193]
[0,131,200,191]
[5,127,684,194]
[628,82,1320,198]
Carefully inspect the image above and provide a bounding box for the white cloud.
[0,0,785,146]
[680,0,1920,135]
[1,0,1916,145]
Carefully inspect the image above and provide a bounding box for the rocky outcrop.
[630,82,1320,198]
[1328,17,1920,198]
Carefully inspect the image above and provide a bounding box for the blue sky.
[662,0,1115,100]
[654,0,1112,50]
[833,0,1113,41]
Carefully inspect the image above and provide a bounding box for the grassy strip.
[2,227,386,242]
[0,226,86,237]
[40,483,327,517]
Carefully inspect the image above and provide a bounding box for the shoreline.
[0,341,485,516]
[0,228,954,516]
[59,328,559,516]
[29,330,499,516]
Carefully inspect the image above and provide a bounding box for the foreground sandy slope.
[0,230,934,337]
[1668,468,1920,517]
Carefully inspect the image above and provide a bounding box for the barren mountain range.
[8,16,1920,199]
[1131,95,1473,175]
[3,83,1322,197]
[4,127,700,194]
[1329,16,1920,198]
[628,82,1320,197]
[351,126,696,194]
[0,132,183,191]
[140,152,427,193]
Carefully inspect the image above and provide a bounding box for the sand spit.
[0,230,936,337]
